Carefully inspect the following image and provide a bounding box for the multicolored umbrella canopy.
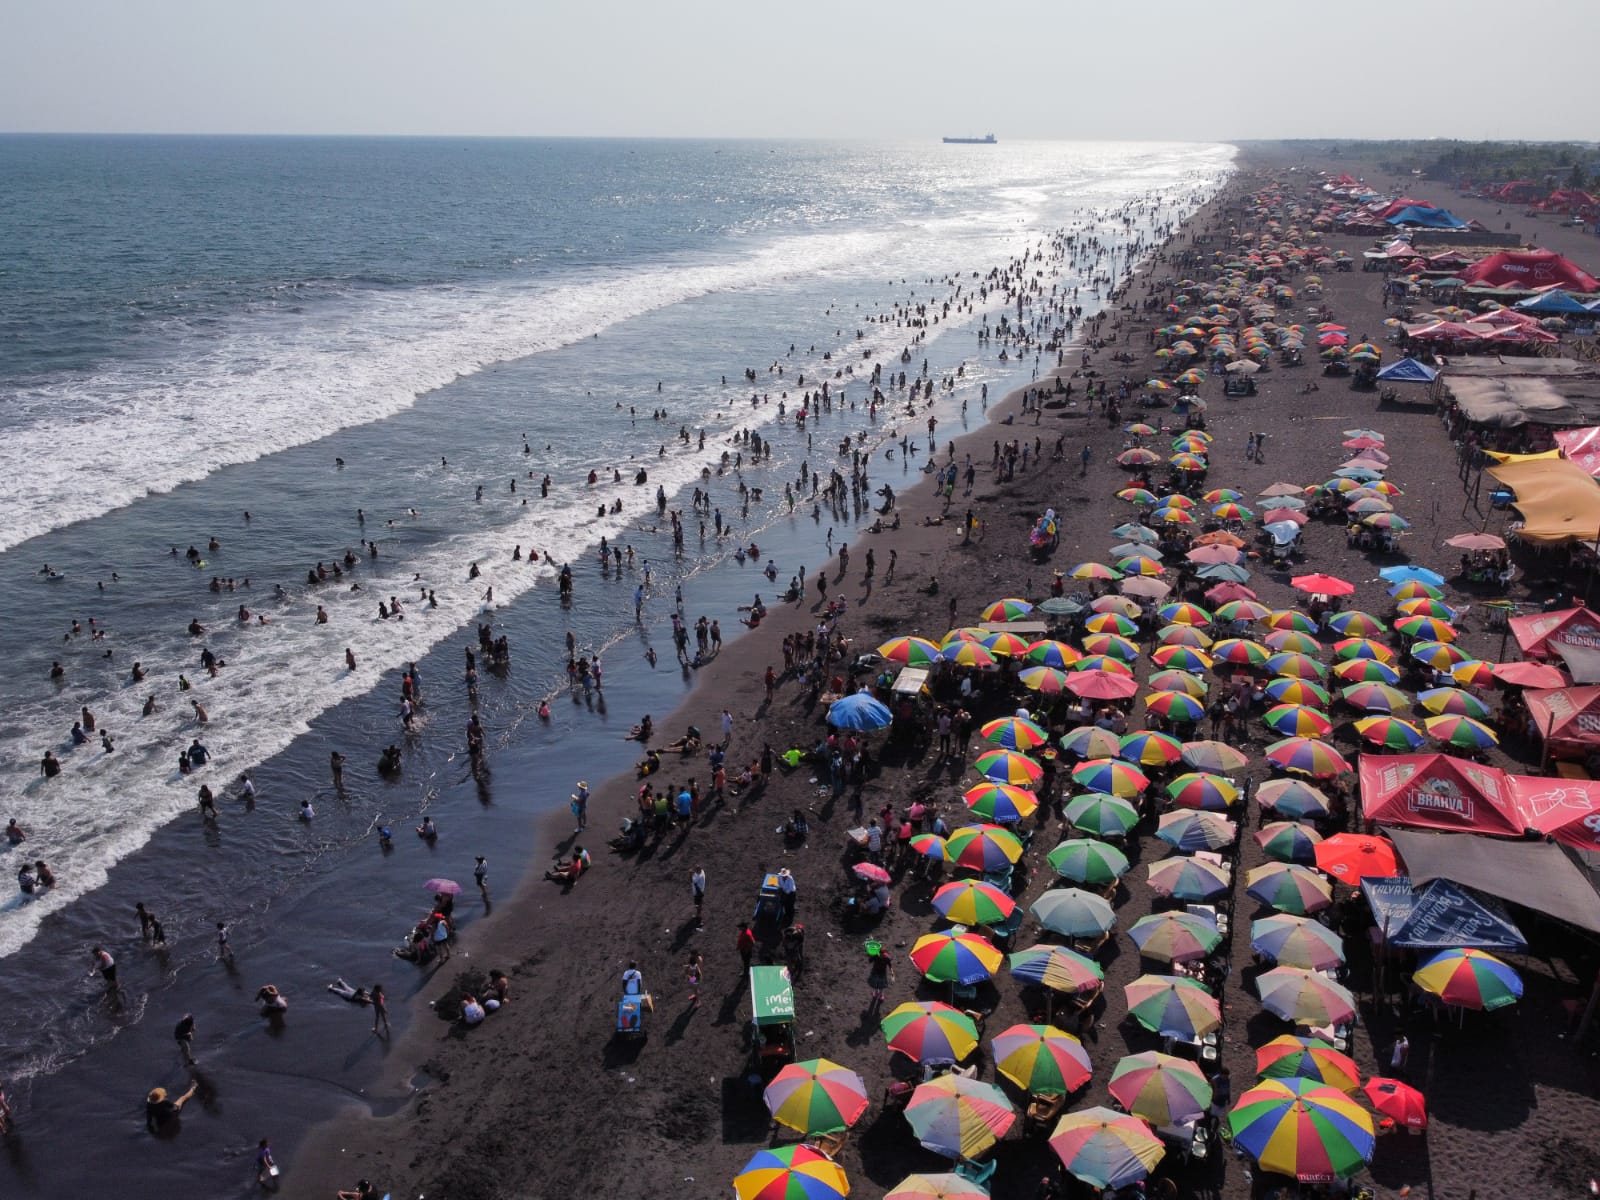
[1389,580,1444,602]
[1159,623,1215,649]
[1151,667,1210,696]
[1144,690,1207,723]
[1019,665,1073,695]
[1047,838,1131,885]
[973,749,1043,786]
[1265,704,1334,738]
[1025,640,1084,669]
[1128,911,1221,962]
[980,598,1034,622]
[1182,739,1249,772]
[1396,615,1457,643]
[1124,974,1222,1037]
[943,824,1024,871]
[1032,888,1117,937]
[1155,809,1237,853]
[1158,601,1212,626]
[1146,854,1232,901]
[1412,640,1468,669]
[1412,948,1523,1010]
[734,1144,851,1200]
[1340,680,1409,710]
[1424,713,1499,748]
[904,1074,1016,1160]
[1256,778,1333,820]
[1108,1052,1213,1126]
[1246,863,1334,914]
[764,1059,871,1135]
[1048,1107,1166,1190]
[1265,629,1322,656]
[1119,729,1185,767]
[931,880,1017,927]
[980,630,1032,658]
[1256,967,1357,1026]
[979,715,1053,755]
[1256,1036,1361,1093]
[1332,637,1394,664]
[1064,792,1140,838]
[1217,599,1271,622]
[1313,833,1399,884]
[1228,1078,1375,1181]
[991,1024,1093,1095]
[1081,633,1141,663]
[1264,737,1351,778]
[910,833,947,861]
[1325,610,1387,637]
[1255,821,1324,864]
[1008,944,1105,994]
[1266,677,1332,707]
[1059,725,1122,759]
[1071,757,1150,797]
[1267,652,1329,681]
[1250,914,1347,971]
[881,1002,980,1062]
[884,1174,990,1200]
[877,636,942,666]
[1362,1077,1428,1130]
[962,781,1039,824]
[1418,687,1491,719]
[1086,611,1140,637]
[1354,715,1426,751]
[1263,608,1318,633]
[1212,637,1271,667]
[938,641,997,669]
[1166,771,1240,811]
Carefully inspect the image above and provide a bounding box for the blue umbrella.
[1379,565,1445,587]
[827,693,892,730]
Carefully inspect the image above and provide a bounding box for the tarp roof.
[1362,876,1527,950]
[1510,606,1600,659]
[1374,197,1435,220]
[1505,774,1600,852]
[1386,829,1600,935]
[1376,358,1438,383]
[1360,753,1527,837]
[1443,358,1600,379]
[1455,379,1600,431]
[1458,249,1600,294]
[1386,206,1469,230]
[1515,290,1594,315]
[1487,458,1600,542]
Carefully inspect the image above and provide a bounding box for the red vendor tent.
[1510,607,1600,661]
[1359,754,1527,837]
[1458,249,1600,294]
[1505,775,1600,852]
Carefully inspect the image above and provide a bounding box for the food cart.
[747,964,797,1081]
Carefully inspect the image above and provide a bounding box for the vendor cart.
[747,964,797,1082]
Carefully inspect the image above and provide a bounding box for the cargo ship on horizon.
[943,134,996,144]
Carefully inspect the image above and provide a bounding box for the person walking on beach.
[737,923,756,974]
[371,982,389,1037]
[866,945,893,1011]
[1080,444,1092,476]
[685,951,704,1007]
[690,867,706,929]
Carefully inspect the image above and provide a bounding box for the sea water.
[0,135,1231,1192]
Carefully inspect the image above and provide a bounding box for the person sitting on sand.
[459,992,486,1027]
[636,748,661,777]
[335,1180,381,1200]
[545,848,589,883]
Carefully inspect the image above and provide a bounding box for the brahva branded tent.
[1524,686,1600,752]
[1359,753,1528,837]
[1509,606,1600,658]
[1459,249,1600,294]
[1504,774,1600,852]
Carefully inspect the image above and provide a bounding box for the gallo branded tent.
[1359,754,1526,837]
[1361,877,1527,951]
[1509,607,1600,659]
[1458,249,1600,294]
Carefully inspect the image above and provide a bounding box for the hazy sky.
[3,0,1595,141]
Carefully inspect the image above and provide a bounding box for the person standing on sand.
[737,923,756,973]
[371,983,389,1036]
[691,866,707,929]
[721,709,734,746]
[571,780,590,831]
[866,946,893,1011]
[474,856,489,899]
[685,951,703,1007]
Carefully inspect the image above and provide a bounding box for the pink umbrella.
[1205,582,1258,604]
[1069,670,1140,700]
[853,862,891,884]
[1188,544,1243,565]
[1492,661,1568,688]
[1445,532,1506,551]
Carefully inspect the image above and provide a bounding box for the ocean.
[0,135,1232,1193]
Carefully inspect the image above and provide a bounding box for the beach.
[288,152,1600,1200]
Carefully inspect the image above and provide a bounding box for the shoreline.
[289,173,1238,1197]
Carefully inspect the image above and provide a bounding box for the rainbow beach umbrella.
[991,1024,1093,1095]
[1047,838,1130,885]
[1166,771,1240,811]
[1064,792,1140,838]
[734,1144,850,1200]
[1154,810,1236,853]
[1424,713,1499,749]
[973,749,1044,786]
[1048,1107,1166,1190]
[1228,1078,1375,1181]
[1354,715,1425,750]
[979,715,1049,751]
[1026,639,1083,669]
[980,598,1034,622]
[1255,821,1323,864]
[881,1002,980,1062]
[932,879,1017,927]
[944,824,1024,872]
[1246,863,1334,914]
[1071,757,1150,797]
[1264,704,1333,738]
[885,1174,989,1200]
[910,931,1003,985]
[764,1059,870,1136]
[1256,778,1332,820]
[962,781,1038,824]
[1264,737,1351,777]
[1108,1052,1213,1126]
[1250,915,1346,971]
[1412,948,1522,1010]
[904,1074,1016,1160]
[878,636,942,666]
[1124,974,1221,1037]
[1059,725,1122,759]
[1128,911,1221,963]
[1031,889,1116,938]
[1007,944,1105,994]
[1119,729,1184,767]
[1146,854,1232,901]
[1255,1036,1360,1092]
[1256,967,1356,1025]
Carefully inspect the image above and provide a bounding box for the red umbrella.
[853,862,891,884]
[1069,670,1140,700]
[1205,582,1258,604]
[1313,834,1399,885]
[1362,1077,1427,1130]
[1492,661,1568,689]
[1291,573,1355,597]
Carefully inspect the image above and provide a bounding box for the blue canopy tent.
[1514,289,1594,315]
[1376,358,1438,383]
[826,692,892,730]
[1385,206,1468,230]
[1362,876,1527,951]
